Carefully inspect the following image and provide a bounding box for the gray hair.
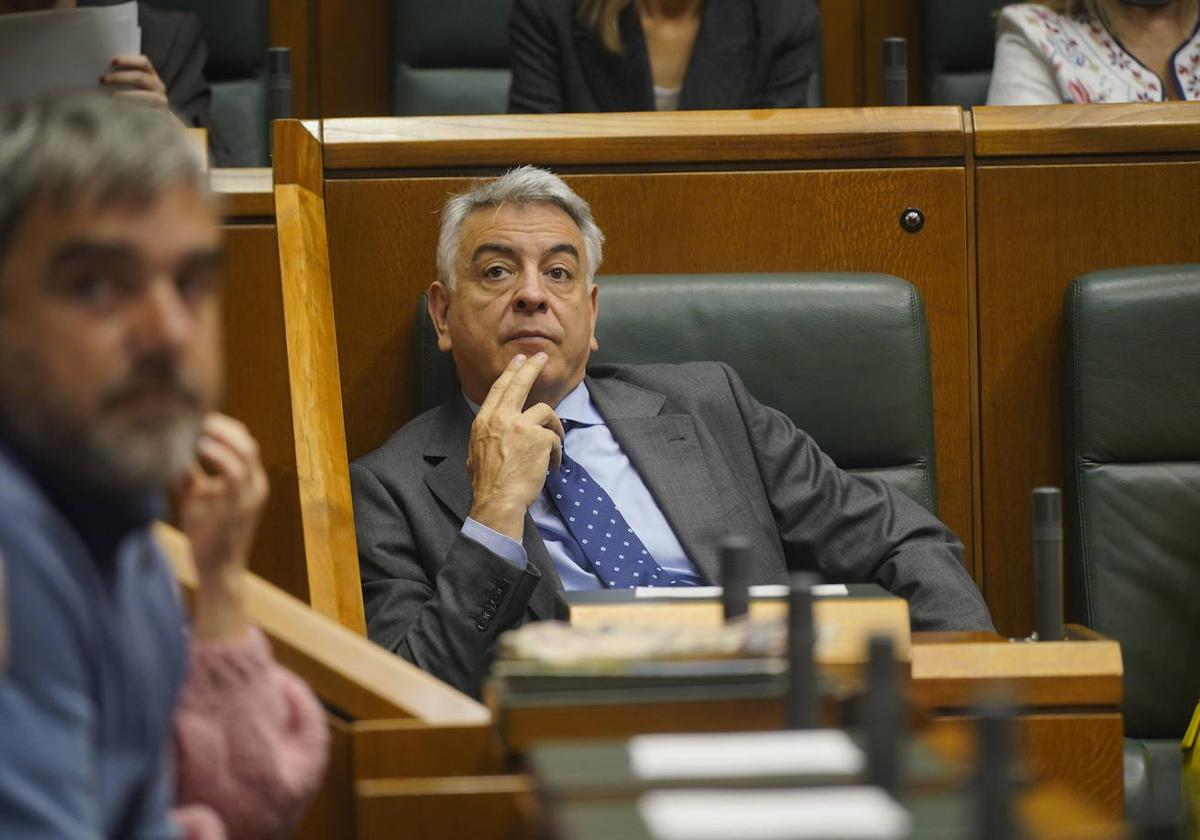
[0,92,208,269]
[436,165,605,290]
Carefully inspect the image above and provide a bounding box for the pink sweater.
[171,628,330,840]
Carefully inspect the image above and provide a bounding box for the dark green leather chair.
[415,273,939,514]
[1063,265,1200,827]
[921,0,1007,106]
[150,0,270,166]
[392,0,512,116]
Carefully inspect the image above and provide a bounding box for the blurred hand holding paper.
[0,2,140,105]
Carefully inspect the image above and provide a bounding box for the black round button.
[900,208,925,234]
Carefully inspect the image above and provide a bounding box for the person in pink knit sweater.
[0,92,327,839]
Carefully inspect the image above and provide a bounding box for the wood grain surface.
[320,108,966,170]
[925,713,1125,820]
[975,158,1200,634]
[973,103,1200,157]
[269,0,317,117]
[352,721,505,780]
[212,168,274,218]
[290,716,355,840]
[355,776,537,840]
[273,120,324,195]
[316,0,391,118]
[158,523,490,724]
[324,164,978,576]
[275,182,365,632]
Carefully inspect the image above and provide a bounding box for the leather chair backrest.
[1064,265,1200,738]
[414,273,939,513]
[147,0,269,166]
[392,0,513,115]
[921,0,1007,106]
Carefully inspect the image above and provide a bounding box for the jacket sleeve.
[720,363,994,632]
[351,462,543,697]
[172,628,328,840]
[508,0,566,113]
[759,0,820,108]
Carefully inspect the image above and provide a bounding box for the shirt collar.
[463,379,605,427]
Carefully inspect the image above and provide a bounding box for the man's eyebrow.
[45,240,139,274]
[471,243,518,264]
[544,243,580,261]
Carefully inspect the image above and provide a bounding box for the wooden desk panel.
[325,165,977,575]
[974,158,1200,635]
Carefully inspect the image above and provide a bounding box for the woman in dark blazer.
[508,0,820,113]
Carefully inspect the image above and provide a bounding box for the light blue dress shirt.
[460,381,705,589]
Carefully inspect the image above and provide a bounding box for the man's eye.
[177,270,218,302]
[483,265,512,280]
[67,272,131,307]
[547,267,572,282]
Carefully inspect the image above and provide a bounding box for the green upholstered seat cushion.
[211,78,267,167]
[921,0,1007,104]
[414,273,938,513]
[391,0,512,114]
[1064,266,1200,739]
[393,67,512,116]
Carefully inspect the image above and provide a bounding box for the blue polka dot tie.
[545,447,681,589]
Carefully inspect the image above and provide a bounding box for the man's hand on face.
[176,414,268,640]
[467,352,565,541]
[100,54,169,108]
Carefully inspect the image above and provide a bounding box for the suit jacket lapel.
[587,375,730,585]
[573,7,656,111]
[680,0,756,109]
[422,397,561,619]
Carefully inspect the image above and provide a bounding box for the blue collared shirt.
[461,381,704,589]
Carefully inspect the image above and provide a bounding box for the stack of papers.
[639,787,911,840]
[628,730,865,780]
[633,583,849,599]
[0,2,139,105]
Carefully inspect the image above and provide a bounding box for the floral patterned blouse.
[987,3,1200,104]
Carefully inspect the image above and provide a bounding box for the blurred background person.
[508,0,820,113]
[988,0,1200,103]
[0,0,232,163]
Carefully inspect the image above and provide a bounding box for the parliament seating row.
[203,0,1002,131]
[211,104,1200,828]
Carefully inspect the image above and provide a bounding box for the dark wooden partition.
[317,108,981,581]
[971,103,1200,635]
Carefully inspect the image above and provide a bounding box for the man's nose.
[512,268,549,312]
[131,278,193,354]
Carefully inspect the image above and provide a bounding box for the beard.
[0,351,208,504]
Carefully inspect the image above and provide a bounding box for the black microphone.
[268,47,293,123]
[883,37,908,106]
[1032,487,1064,642]
[721,536,751,622]
[863,634,901,793]
[974,697,1018,840]
[785,572,819,729]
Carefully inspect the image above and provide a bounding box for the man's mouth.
[506,330,556,344]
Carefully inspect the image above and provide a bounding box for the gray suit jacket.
[351,362,992,696]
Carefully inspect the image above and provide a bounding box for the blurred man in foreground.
[0,93,325,839]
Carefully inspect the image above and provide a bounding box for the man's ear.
[427,281,453,353]
[588,281,600,352]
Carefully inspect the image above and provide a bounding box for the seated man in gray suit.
[351,166,993,696]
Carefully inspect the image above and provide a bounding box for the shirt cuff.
[462,517,528,571]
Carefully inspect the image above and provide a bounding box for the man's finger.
[110,89,169,107]
[477,353,527,417]
[522,401,565,444]
[201,414,259,462]
[498,352,548,413]
[196,434,250,487]
[101,70,163,93]
[110,54,155,72]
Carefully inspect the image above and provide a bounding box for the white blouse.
[987,3,1200,104]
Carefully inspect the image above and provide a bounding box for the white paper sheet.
[0,3,140,105]
[628,729,865,780]
[639,787,911,840]
[633,583,849,599]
